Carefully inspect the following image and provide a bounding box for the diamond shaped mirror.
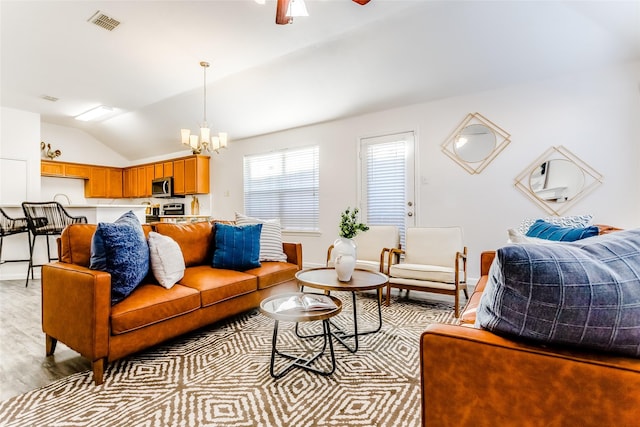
[514,146,603,215]
[441,112,511,174]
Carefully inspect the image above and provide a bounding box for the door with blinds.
[359,131,416,248]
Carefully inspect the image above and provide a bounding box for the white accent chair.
[327,225,400,273]
[386,226,468,317]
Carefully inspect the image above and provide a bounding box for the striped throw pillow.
[235,213,288,262]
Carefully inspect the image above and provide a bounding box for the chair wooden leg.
[92,359,106,385]
[454,291,460,318]
[386,284,391,306]
[45,334,57,356]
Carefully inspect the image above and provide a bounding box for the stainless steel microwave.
[151,177,174,198]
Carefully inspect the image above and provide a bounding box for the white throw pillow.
[148,231,185,289]
[235,212,288,262]
[507,228,555,244]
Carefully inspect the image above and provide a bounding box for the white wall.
[0,107,41,279]
[210,61,640,278]
[2,62,639,280]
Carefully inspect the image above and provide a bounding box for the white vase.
[333,237,357,282]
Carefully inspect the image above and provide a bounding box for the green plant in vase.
[335,208,369,281]
[338,207,369,239]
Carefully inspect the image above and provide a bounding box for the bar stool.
[0,208,30,270]
[21,201,88,287]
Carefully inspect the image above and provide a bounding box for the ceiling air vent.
[88,11,121,31]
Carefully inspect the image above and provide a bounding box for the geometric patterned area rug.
[0,293,457,427]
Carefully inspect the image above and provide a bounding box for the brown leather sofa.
[42,221,301,385]
[421,251,640,426]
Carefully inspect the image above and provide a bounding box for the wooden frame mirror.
[441,112,511,174]
[514,146,603,216]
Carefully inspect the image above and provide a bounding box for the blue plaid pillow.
[477,229,640,357]
[212,223,262,271]
[525,219,599,241]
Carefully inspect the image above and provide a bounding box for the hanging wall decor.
[514,145,603,216]
[441,112,511,174]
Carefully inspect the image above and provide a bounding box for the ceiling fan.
[276,0,371,25]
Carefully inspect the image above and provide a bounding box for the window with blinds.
[243,146,319,231]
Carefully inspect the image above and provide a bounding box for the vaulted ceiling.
[2,1,639,161]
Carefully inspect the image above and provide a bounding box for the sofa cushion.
[525,219,599,242]
[244,261,299,290]
[476,229,640,357]
[110,283,200,335]
[89,211,150,304]
[148,231,185,289]
[235,212,287,262]
[212,222,262,271]
[180,265,257,307]
[153,221,213,267]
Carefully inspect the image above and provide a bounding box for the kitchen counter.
[0,204,147,224]
[157,215,212,223]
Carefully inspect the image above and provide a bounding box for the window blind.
[243,146,319,231]
[362,138,408,246]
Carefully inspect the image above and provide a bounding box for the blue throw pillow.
[525,219,599,241]
[212,222,262,271]
[90,211,150,304]
[476,228,640,357]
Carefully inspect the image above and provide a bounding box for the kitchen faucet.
[53,193,71,205]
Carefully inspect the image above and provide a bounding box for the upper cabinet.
[45,155,210,198]
[41,160,90,179]
[173,155,210,195]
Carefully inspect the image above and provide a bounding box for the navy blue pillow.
[212,223,262,271]
[90,211,149,304]
[525,219,599,241]
[477,228,640,357]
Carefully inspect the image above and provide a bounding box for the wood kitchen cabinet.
[41,160,90,178]
[172,155,209,195]
[41,161,65,176]
[154,163,164,179]
[84,167,123,198]
[41,154,208,198]
[85,167,108,197]
[107,167,123,198]
[173,160,185,194]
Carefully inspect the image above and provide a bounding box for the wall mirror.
[515,146,603,215]
[441,112,511,174]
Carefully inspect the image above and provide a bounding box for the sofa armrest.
[480,250,496,276]
[282,242,303,270]
[420,323,640,427]
[42,262,112,361]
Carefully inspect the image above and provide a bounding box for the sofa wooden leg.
[45,334,57,356]
[92,359,106,385]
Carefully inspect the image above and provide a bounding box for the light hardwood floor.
[0,279,90,401]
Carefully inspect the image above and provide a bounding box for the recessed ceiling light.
[41,95,59,102]
[75,105,114,121]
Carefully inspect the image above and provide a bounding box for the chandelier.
[181,61,228,154]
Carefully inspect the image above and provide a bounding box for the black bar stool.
[0,208,30,272]
[21,201,88,287]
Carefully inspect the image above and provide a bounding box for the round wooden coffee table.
[294,267,388,353]
[260,292,342,378]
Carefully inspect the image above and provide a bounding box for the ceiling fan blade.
[276,0,291,25]
[352,0,371,5]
